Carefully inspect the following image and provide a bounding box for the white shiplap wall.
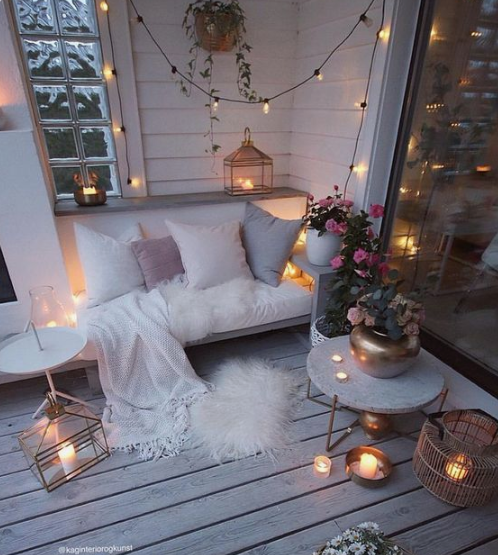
[130,0,299,195]
[289,0,392,202]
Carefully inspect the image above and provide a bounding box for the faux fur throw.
[87,278,256,460]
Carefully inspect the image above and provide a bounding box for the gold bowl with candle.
[74,186,107,207]
[345,445,392,488]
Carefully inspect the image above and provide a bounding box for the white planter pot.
[305,228,341,266]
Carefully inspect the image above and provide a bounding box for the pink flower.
[330,255,344,270]
[353,248,369,264]
[369,204,384,218]
[412,309,425,325]
[366,253,380,267]
[378,262,390,277]
[307,193,314,201]
[337,199,354,208]
[318,198,334,208]
[347,307,365,326]
[364,314,376,327]
[325,220,348,235]
[404,322,420,336]
[334,184,339,191]
[367,227,376,239]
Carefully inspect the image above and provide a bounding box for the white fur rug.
[190,358,302,461]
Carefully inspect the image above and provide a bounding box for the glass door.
[385,0,498,393]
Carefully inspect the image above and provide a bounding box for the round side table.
[307,334,447,452]
[0,327,89,418]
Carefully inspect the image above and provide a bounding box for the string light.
[377,28,388,40]
[314,69,323,81]
[100,1,109,12]
[360,13,373,27]
[213,97,219,112]
[103,67,116,78]
[114,125,125,133]
[263,99,270,114]
[471,31,482,38]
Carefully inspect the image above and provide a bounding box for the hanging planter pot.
[305,228,341,266]
[194,12,238,52]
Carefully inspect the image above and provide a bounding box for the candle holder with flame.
[73,171,107,206]
[18,394,110,492]
[30,286,69,329]
[345,445,392,488]
[413,410,498,507]
[224,127,273,196]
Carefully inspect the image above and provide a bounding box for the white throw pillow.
[165,220,253,289]
[74,223,145,307]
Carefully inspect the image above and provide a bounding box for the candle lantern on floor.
[73,170,107,206]
[413,409,498,507]
[18,395,110,492]
[224,127,273,196]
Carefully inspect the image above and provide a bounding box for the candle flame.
[82,186,98,195]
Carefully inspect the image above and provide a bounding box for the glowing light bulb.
[314,69,323,81]
[100,1,109,12]
[103,67,114,79]
[263,99,270,114]
[377,28,389,40]
[114,126,125,133]
[471,31,482,38]
[213,97,219,112]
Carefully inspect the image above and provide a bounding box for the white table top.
[307,335,445,414]
[0,327,87,376]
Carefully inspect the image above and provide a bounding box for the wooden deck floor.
[0,328,497,555]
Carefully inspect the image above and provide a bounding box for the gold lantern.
[19,395,110,492]
[224,127,273,196]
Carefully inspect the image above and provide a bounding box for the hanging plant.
[180,0,258,156]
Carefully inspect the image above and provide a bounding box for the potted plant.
[303,186,353,266]
[347,276,424,378]
[313,522,411,555]
[310,204,386,344]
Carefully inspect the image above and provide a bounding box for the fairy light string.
[103,0,388,195]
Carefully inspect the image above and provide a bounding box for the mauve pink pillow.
[131,236,184,290]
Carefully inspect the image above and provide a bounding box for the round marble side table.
[307,334,447,452]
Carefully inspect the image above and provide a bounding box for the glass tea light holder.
[224,127,273,196]
[345,445,392,488]
[313,455,332,478]
[29,286,69,329]
[18,394,110,492]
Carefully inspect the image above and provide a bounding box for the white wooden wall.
[130,0,299,195]
[289,0,392,202]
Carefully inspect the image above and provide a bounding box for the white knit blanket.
[87,278,256,460]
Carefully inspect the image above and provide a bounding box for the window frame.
[6,0,147,200]
[381,0,498,398]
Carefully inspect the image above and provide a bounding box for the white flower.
[348,544,366,554]
[358,522,380,532]
[330,536,343,547]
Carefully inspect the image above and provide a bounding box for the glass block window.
[11,0,120,197]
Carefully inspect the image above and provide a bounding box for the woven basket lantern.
[413,409,498,507]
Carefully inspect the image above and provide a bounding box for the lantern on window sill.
[73,170,107,206]
[18,395,110,492]
[224,127,273,196]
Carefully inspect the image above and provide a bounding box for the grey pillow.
[242,203,303,287]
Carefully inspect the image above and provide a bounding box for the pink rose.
[404,322,420,336]
[330,255,344,270]
[318,198,334,208]
[334,184,339,191]
[353,248,369,264]
[367,227,376,239]
[325,220,348,235]
[364,314,376,327]
[307,193,314,201]
[369,204,384,218]
[347,307,365,326]
[366,253,380,267]
[337,199,354,208]
[378,262,390,277]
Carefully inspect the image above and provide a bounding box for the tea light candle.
[313,455,331,478]
[82,186,98,195]
[331,354,343,362]
[358,452,378,479]
[445,453,471,481]
[242,179,254,190]
[59,443,78,476]
[335,372,349,383]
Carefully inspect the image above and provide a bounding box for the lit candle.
[358,453,378,479]
[331,354,343,363]
[476,165,492,174]
[445,453,470,481]
[82,186,98,195]
[59,443,78,476]
[46,320,57,328]
[335,372,348,383]
[313,455,331,478]
[241,179,254,190]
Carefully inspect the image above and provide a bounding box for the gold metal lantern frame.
[224,127,273,196]
[19,396,110,492]
[413,409,498,507]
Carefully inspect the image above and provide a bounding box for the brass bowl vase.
[349,325,420,379]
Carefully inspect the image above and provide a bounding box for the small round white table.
[307,335,447,452]
[0,327,89,418]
